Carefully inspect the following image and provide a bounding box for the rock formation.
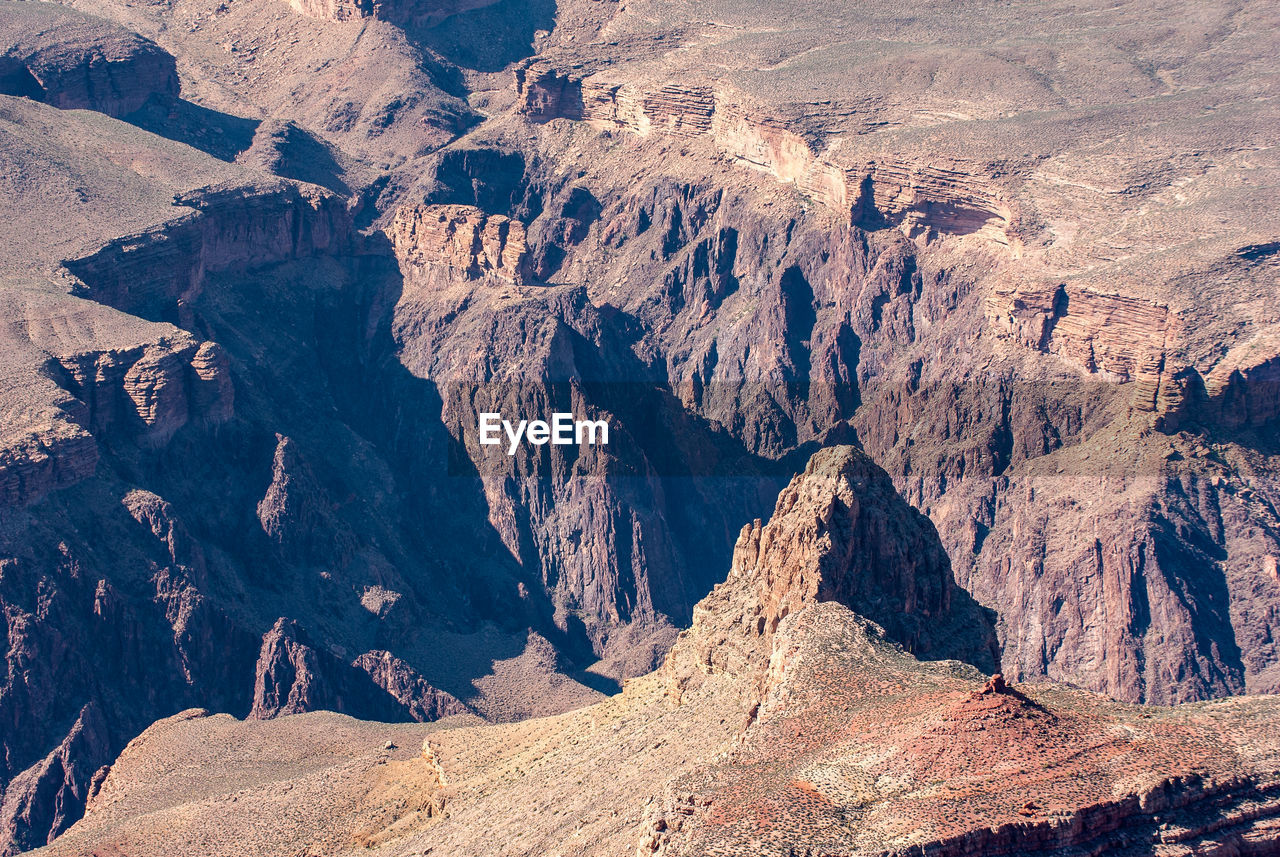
[27,444,1280,857]
[64,181,353,324]
[664,445,997,704]
[391,203,531,286]
[0,0,1277,850]
[0,1,178,117]
[516,64,1014,243]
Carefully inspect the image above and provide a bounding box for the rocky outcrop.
[250,619,424,722]
[54,339,234,441]
[1202,334,1280,429]
[63,181,352,324]
[284,0,373,22]
[0,1,178,118]
[353,650,471,721]
[665,445,997,705]
[575,81,715,139]
[853,159,1015,244]
[0,702,112,853]
[188,342,234,423]
[0,398,98,508]
[514,65,583,121]
[256,435,355,567]
[120,348,192,444]
[984,267,1279,436]
[987,281,1175,407]
[519,71,717,140]
[249,618,336,719]
[709,98,855,214]
[390,203,531,286]
[0,292,235,508]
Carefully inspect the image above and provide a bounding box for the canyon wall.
[0,291,235,509]
[390,203,531,286]
[425,121,1279,706]
[0,180,503,853]
[0,4,1276,849]
[64,182,353,325]
[515,64,1015,244]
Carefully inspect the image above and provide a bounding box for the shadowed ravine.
[0,0,1278,852]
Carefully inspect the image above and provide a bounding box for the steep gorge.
[406,112,1279,706]
[1,0,1278,850]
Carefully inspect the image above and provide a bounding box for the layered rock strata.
[0,290,235,508]
[515,65,1014,243]
[390,203,531,286]
[64,181,352,324]
[987,281,1175,409]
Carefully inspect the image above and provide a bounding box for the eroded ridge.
[30,444,1280,857]
[516,64,1014,244]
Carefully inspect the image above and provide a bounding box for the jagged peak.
[664,445,996,703]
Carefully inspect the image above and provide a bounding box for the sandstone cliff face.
[1201,333,1280,429]
[391,203,531,286]
[987,281,1175,409]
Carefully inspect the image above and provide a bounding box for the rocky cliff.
[424,102,1277,707]
[0,288,234,509]
[0,0,1278,851]
[391,203,531,286]
[65,181,353,325]
[664,445,997,704]
[516,64,1015,244]
[26,442,1280,857]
